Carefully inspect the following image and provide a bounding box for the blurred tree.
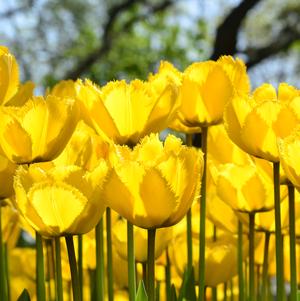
[0,0,299,88]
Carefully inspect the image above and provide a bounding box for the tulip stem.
[36,231,46,301]
[212,225,217,301]
[65,235,81,301]
[78,234,83,301]
[165,249,171,301]
[273,162,284,300]
[223,282,227,301]
[148,228,156,301]
[249,212,255,301]
[288,184,297,301]
[106,208,114,301]
[54,237,63,301]
[4,244,10,301]
[186,134,194,275]
[186,208,193,274]
[0,206,7,301]
[238,220,245,301]
[95,219,105,301]
[127,221,136,301]
[261,231,270,300]
[198,127,207,301]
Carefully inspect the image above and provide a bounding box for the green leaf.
[178,267,197,301]
[136,280,148,301]
[297,290,300,301]
[156,281,161,301]
[171,284,178,301]
[17,289,31,301]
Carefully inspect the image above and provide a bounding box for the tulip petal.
[28,182,88,236]
[0,110,32,162]
[139,168,177,228]
[0,52,19,105]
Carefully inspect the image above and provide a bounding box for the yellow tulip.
[50,79,77,98]
[0,46,34,106]
[224,83,300,162]
[0,148,16,199]
[217,56,251,95]
[0,46,19,105]
[169,59,234,133]
[104,134,203,229]
[112,218,173,263]
[13,162,108,237]
[0,95,79,163]
[170,232,247,287]
[278,125,300,188]
[208,124,251,166]
[76,78,179,146]
[54,120,110,170]
[1,203,20,248]
[9,248,36,301]
[216,162,277,213]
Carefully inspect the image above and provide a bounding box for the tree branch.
[244,28,300,68]
[0,0,35,18]
[210,0,262,60]
[64,0,174,80]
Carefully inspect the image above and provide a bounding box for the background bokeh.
[0,0,299,89]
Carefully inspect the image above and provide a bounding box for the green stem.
[46,240,52,301]
[165,249,171,301]
[198,127,208,301]
[249,213,255,301]
[288,184,297,301]
[142,262,147,290]
[238,220,245,301]
[212,225,217,301]
[36,232,46,301]
[148,228,156,301]
[273,162,284,300]
[223,282,227,301]
[95,219,105,301]
[261,231,270,301]
[0,206,7,301]
[4,244,10,301]
[186,134,193,275]
[55,237,63,301]
[106,208,114,301]
[65,235,81,301]
[78,234,83,301]
[127,221,136,301]
[186,208,193,274]
[230,278,234,301]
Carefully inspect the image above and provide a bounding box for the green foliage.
[136,280,148,301]
[178,268,197,301]
[17,289,31,301]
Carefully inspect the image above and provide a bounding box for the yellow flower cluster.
[1,46,300,301]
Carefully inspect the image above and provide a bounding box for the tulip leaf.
[136,280,148,301]
[171,284,178,301]
[297,290,300,301]
[17,289,31,301]
[178,267,197,301]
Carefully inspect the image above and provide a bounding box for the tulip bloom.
[216,162,275,213]
[0,149,16,199]
[0,46,34,106]
[13,162,108,237]
[170,232,247,286]
[105,134,203,229]
[278,126,300,188]
[169,57,246,133]
[77,78,179,146]
[224,83,300,162]
[54,121,110,170]
[0,95,79,163]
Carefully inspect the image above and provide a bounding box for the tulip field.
[1,46,300,301]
